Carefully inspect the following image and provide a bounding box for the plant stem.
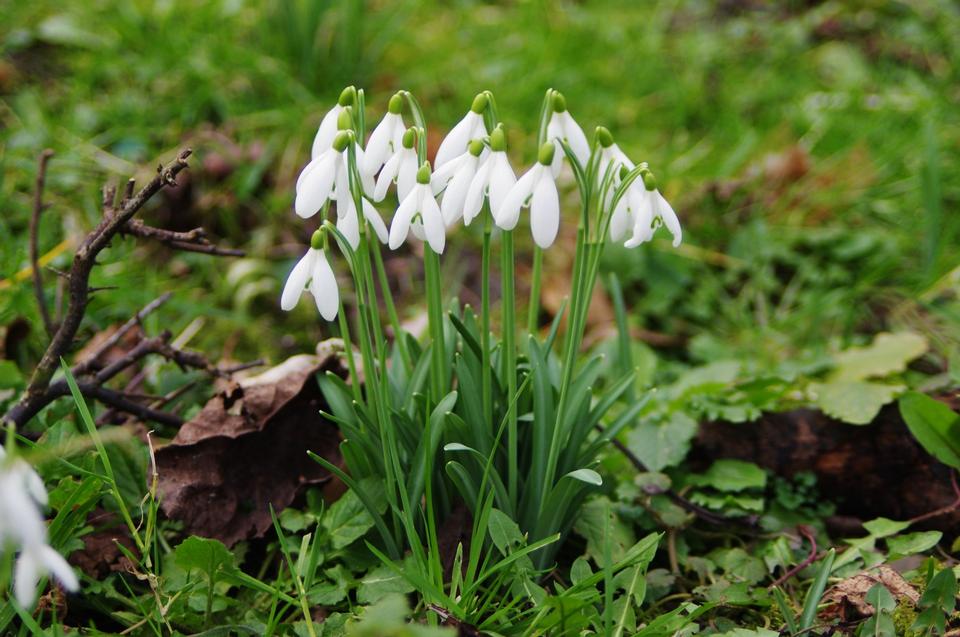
[527,245,543,334]
[372,241,412,372]
[480,212,493,435]
[423,248,446,402]
[501,230,518,508]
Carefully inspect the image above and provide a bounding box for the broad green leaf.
[865,583,896,613]
[564,468,602,486]
[899,391,960,469]
[572,496,636,564]
[173,536,236,583]
[487,508,524,554]
[813,380,901,425]
[862,517,910,538]
[688,459,766,492]
[323,486,377,550]
[625,412,697,472]
[887,531,942,557]
[831,332,927,381]
[570,557,593,585]
[356,566,415,605]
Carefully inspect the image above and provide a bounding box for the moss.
[892,602,920,637]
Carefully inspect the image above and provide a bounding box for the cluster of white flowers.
[0,444,79,608]
[281,87,681,319]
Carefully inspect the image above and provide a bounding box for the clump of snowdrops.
[280,86,681,631]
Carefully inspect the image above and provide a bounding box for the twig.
[908,470,960,525]
[769,525,818,589]
[122,219,245,257]
[30,149,56,337]
[73,293,173,376]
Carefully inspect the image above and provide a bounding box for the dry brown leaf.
[821,565,919,621]
[156,352,344,546]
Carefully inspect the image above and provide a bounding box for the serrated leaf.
[625,412,697,472]
[688,459,766,492]
[831,332,927,381]
[322,487,375,550]
[814,381,901,425]
[899,391,960,470]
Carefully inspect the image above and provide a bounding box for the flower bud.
[332,131,351,152]
[551,91,567,113]
[337,107,353,131]
[338,86,357,107]
[310,229,324,250]
[470,92,489,114]
[416,162,432,185]
[490,125,507,152]
[642,170,658,191]
[402,127,417,149]
[388,93,404,115]
[619,165,630,180]
[468,139,485,157]
[596,126,614,148]
[538,141,556,166]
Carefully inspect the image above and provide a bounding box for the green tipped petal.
[332,131,351,152]
[402,127,417,149]
[468,139,485,157]
[310,229,324,250]
[338,86,357,107]
[470,92,489,114]
[416,162,432,184]
[538,141,556,166]
[490,125,507,152]
[596,126,614,148]
[551,91,567,113]
[388,93,404,114]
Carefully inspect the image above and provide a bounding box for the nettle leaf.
[322,480,386,550]
[488,508,524,554]
[899,391,960,470]
[813,380,901,425]
[356,565,415,605]
[572,496,636,564]
[626,412,698,472]
[173,536,237,582]
[887,531,942,557]
[688,459,766,492]
[830,332,927,381]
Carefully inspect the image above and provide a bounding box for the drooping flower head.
[374,127,420,204]
[0,444,79,608]
[595,126,634,183]
[280,230,340,320]
[463,125,517,226]
[389,163,446,254]
[310,86,357,160]
[433,139,486,227]
[434,93,489,169]
[622,167,682,248]
[363,92,406,176]
[496,142,561,249]
[546,91,590,176]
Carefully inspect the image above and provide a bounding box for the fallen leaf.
[821,565,919,621]
[156,350,344,546]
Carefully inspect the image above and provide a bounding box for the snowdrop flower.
[280,230,339,321]
[623,171,682,248]
[374,128,420,203]
[0,446,79,608]
[595,126,634,182]
[335,194,389,249]
[389,163,446,254]
[434,93,489,169]
[363,93,406,176]
[545,91,590,176]
[496,142,561,249]
[297,118,374,219]
[463,126,517,226]
[432,139,485,227]
[310,86,356,159]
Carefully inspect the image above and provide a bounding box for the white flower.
[622,179,682,248]
[374,128,419,203]
[495,143,560,249]
[0,448,79,608]
[296,133,373,220]
[463,127,517,226]
[434,93,489,169]
[280,237,339,320]
[389,163,446,254]
[336,194,389,249]
[546,92,590,176]
[431,140,486,227]
[363,93,406,176]
[309,86,356,159]
[595,127,634,182]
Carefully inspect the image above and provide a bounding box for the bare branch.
[30,149,56,337]
[121,220,245,257]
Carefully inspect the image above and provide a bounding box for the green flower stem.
[424,248,446,402]
[327,229,362,403]
[527,245,543,334]
[500,230,518,508]
[480,209,493,435]
[372,241,412,372]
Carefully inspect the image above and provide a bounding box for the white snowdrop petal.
[462,160,492,226]
[361,198,389,244]
[397,151,418,202]
[430,154,466,195]
[389,187,421,249]
[309,251,339,321]
[495,166,538,231]
[434,113,474,169]
[338,201,361,250]
[560,112,591,166]
[14,548,40,608]
[655,190,682,247]
[363,113,401,175]
[40,545,79,593]
[280,250,316,311]
[441,160,476,226]
[609,196,631,243]
[488,154,518,212]
[419,190,446,254]
[530,171,560,249]
[310,105,342,159]
[295,153,336,218]
[374,152,402,202]
[23,465,48,506]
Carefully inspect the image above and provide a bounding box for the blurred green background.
[1,0,957,383]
